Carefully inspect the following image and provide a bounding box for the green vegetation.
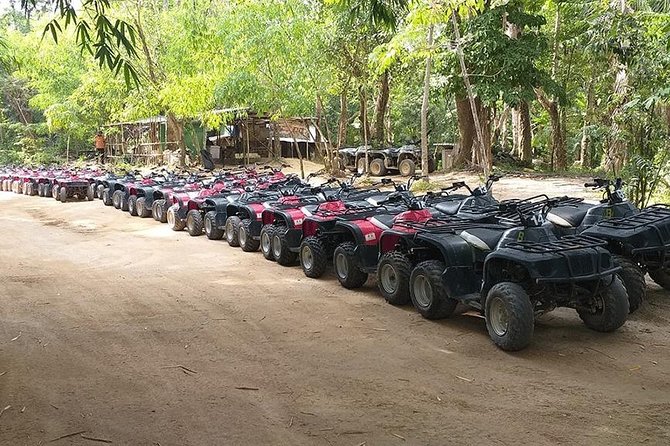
[1,0,669,201]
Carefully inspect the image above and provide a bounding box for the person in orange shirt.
[95,131,106,164]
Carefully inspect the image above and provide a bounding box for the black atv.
[377,196,629,351]
[547,179,648,312]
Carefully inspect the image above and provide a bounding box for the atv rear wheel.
[369,158,387,177]
[398,158,416,177]
[272,227,298,265]
[37,183,44,197]
[485,282,535,351]
[226,216,242,247]
[87,184,96,201]
[578,276,628,333]
[205,211,224,240]
[186,210,204,236]
[239,219,260,252]
[59,186,68,203]
[167,206,186,231]
[300,236,328,278]
[128,195,138,216]
[152,199,168,223]
[377,251,412,305]
[119,193,129,211]
[96,184,104,199]
[101,188,113,206]
[333,242,368,288]
[613,255,645,313]
[648,266,670,290]
[409,260,457,320]
[136,197,151,218]
[260,225,276,260]
[112,190,123,209]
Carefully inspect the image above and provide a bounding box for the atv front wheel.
[485,282,535,351]
[136,197,151,218]
[300,236,328,278]
[398,159,416,177]
[226,216,242,247]
[128,195,138,216]
[333,242,368,289]
[59,186,68,203]
[102,188,113,206]
[272,227,298,265]
[152,199,168,223]
[96,184,104,199]
[577,276,628,333]
[205,211,224,240]
[377,251,412,305]
[239,219,260,252]
[186,210,203,236]
[409,260,457,320]
[37,183,44,197]
[613,255,645,313]
[260,225,276,260]
[52,184,59,199]
[167,206,186,231]
[112,190,123,209]
[648,266,670,290]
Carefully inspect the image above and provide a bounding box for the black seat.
[460,228,505,251]
[370,214,396,229]
[547,203,593,228]
[434,200,462,215]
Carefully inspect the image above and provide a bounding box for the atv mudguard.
[414,232,480,297]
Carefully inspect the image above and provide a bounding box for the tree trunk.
[420,25,434,177]
[451,11,490,175]
[512,101,532,162]
[455,95,474,166]
[373,70,390,145]
[167,112,185,167]
[337,88,348,149]
[472,99,492,169]
[358,86,371,145]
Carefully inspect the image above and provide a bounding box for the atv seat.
[460,228,505,251]
[547,202,593,228]
[370,214,397,230]
[434,200,462,215]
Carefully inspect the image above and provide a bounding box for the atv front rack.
[504,234,617,283]
[505,234,607,254]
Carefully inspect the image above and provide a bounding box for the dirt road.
[1,176,669,445]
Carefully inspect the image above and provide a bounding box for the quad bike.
[297,177,420,278]
[167,177,237,232]
[580,204,670,307]
[51,175,92,202]
[546,178,652,312]
[329,192,434,289]
[425,174,501,219]
[376,195,629,351]
[258,177,346,264]
[339,145,435,177]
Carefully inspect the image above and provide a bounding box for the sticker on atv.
[257,213,263,219]
[294,218,303,226]
[365,232,376,242]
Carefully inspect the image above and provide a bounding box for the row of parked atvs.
[2,165,670,351]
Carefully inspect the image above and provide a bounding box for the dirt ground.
[1,173,669,446]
